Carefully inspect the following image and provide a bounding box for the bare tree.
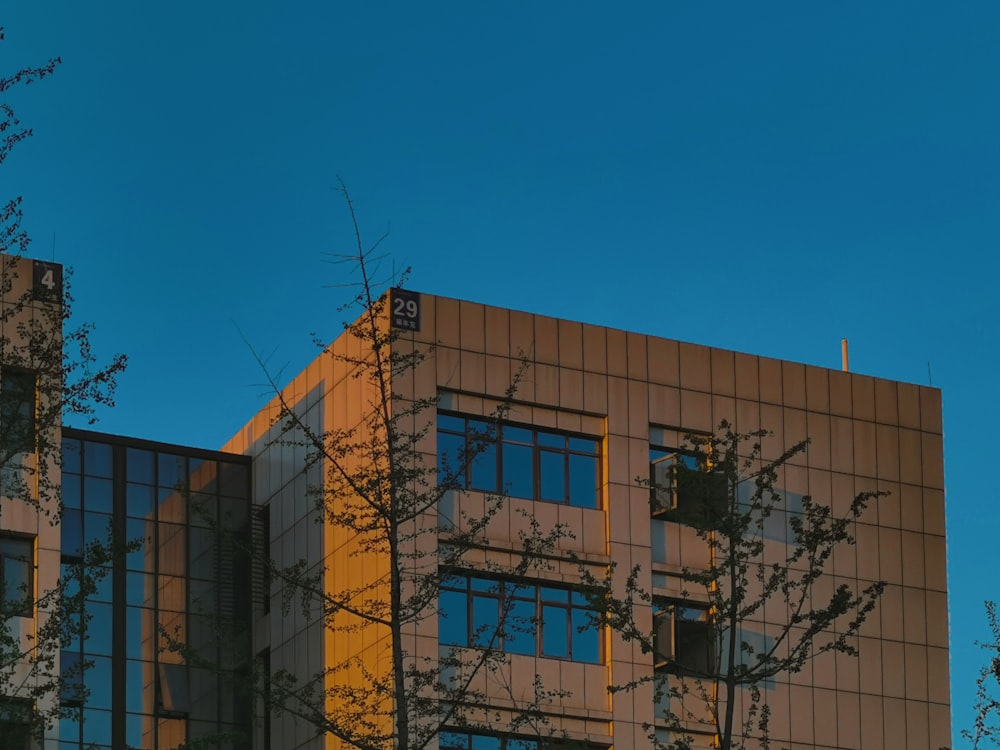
[1,27,127,745]
[961,602,1000,749]
[238,183,599,750]
[582,422,885,750]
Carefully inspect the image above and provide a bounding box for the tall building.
[225,290,949,750]
[1,256,253,750]
[1,254,949,748]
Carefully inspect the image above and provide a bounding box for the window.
[438,413,600,509]
[0,698,33,750]
[439,575,600,663]
[157,663,191,716]
[440,730,599,749]
[0,369,36,456]
[653,600,714,676]
[0,536,33,617]
[650,446,726,529]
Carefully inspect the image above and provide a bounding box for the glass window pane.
[58,706,82,743]
[83,511,111,546]
[84,602,114,657]
[437,432,466,487]
[83,477,113,514]
[539,451,565,502]
[60,650,84,704]
[126,712,147,747]
[158,453,187,490]
[438,590,467,646]
[571,590,592,606]
[440,732,469,749]
[540,587,568,604]
[504,598,536,656]
[472,594,500,647]
[62,475,82,509]
[437,414,465,433]
[501,443,533,499]
[568,454,598,509]
[568,437,597,453]
[189,459,217,494]
[126,483,154,519]
[125,606,148,660]
[503,426,533,444]
[219,460,249,498]
[125,448,155,484]
[440,574,467,591]
[126,518,155,573]
[83,657,113,710]
[83,511,112,551]
[189,528,216,580]
[158,576,186,612]
[572,607,600,663]
[541,605,568,658]
[158,523,186,576]
[469,442,497,492]
[158,487,187,524]
[470,577,500,593]
[62,438,82,475]
[83,441,113,478]
[536,431,564,448]
[470,736,502,750]
[61,509,83,558]
[89,566,113,603]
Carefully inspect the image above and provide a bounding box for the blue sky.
[4,2,998,744]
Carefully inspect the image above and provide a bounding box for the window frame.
[438,412,601,509]
[439,574,601,664]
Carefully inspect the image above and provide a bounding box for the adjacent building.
[1,255,948,749]
[227,291,949,750]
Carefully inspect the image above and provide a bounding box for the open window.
[157,663,191,716]
[650,452,727,529]
[653,601,714,676]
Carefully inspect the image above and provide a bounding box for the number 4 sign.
[390,288,421,332]
[32,260,63,304]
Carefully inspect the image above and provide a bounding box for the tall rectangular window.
[0,535,33,617]
[0,369,36,455]
[653,599,714,676]
[439,574,600,663]
[438,413,600,509]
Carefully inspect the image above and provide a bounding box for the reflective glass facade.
[59,430,253,750]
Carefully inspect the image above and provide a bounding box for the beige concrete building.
[228,290,948,750]
[0,254,67,748]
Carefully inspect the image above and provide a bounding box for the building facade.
[1,255,254,749]
[0,253,950,748]
[225,291,949,750]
